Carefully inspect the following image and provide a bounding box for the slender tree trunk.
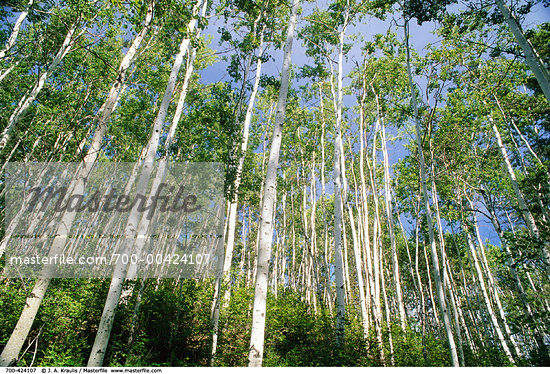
[404,18,459,367]
[357,63,381,358]
[427,148,465,365]
[124,31,197,359]
[210,31,265,364]
[0,101,106,368]
[309,152,320,310]
[379,106,406,330]
[366,115,388,364]
[330,10,349,349]
[340,166,352,306]
[0,21,80,154]
[493,94,545,168]
[412,202,429,362]
[381,262,395,365]
[87,2,206,365]
[347,140,369,338]
[397,211,420,313]
[318,84,333,314]
[247,0,298,366]
[483,192,549,360]
[467,196,522,359]
[0,134,24,174]
[494,0,550,102]
[0,62,18,84]
[443,255,465,366]
[0,0,34,60]
[93,0,156,159]
[462,219,515,364]
[488,113,549,271]
[126,279,146,350]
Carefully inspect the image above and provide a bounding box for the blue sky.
[197,1,549,248]
[3,0,547,247]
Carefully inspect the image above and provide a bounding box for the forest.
[0,0,549,368]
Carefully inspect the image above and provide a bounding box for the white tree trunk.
[0,92,108,368]
[488,114,549,271]
[0,21,79,153]
[467,197,522,358]
[429,159,465,365]
[247,0,299,366]
[211,36,265,363]
[495,0,550,102]
[482,192,549,359]
[331,11,349,348]
[347,154,369,338]
[0,62,18,84]
[493,94,545,168]
[93,0,155,156]
[404,18,459,367]
[309,152,320,310]
[366,117,385,361]
[442,255,465,366]
[0,0,34,60]
[357,67,381,354]
[381,263,395,365]
[318,85,333,313]
[224,33,264,263]
[463,222,515,364]
[380,103,406,330]
[87,2,205,365]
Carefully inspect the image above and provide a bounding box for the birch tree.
[0,15,82,153]
[248,0,299,366]
[403,11,460,366]
[0,0,34,60]
[493,0,550,102]
[87,0,208,366]
[0,2,126,367]
[211,1,268,362]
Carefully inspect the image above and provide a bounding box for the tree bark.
[331,9,350,348]
[247,0,299,366]
[379,103,406,330]
[494,0,550,102]
[210,30,265,365]
[87,1,205,365]
[462,217,515,364]
[488,113,549,271]
[0,0,34,60]
[0,21,80,154]
[404,18,459,367]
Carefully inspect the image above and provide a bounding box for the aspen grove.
[0,0,549,367]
